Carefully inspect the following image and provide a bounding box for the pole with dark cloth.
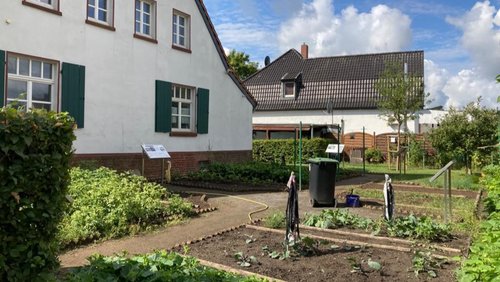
[383,174,395,221]
[285,172,300,246]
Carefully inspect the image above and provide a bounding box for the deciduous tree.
[227,50,259,80]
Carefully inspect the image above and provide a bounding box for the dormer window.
[281,72,302,99]
[283,82,295,98]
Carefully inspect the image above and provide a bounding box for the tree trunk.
[397,123,401,171]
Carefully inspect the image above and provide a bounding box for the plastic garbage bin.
[308,158,338,207]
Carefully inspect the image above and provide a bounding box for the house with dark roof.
[1,0,256,177]
[245,44,430,142]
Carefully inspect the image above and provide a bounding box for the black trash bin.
[308,158,338,207]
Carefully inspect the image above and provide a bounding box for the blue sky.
[204,0,500,109]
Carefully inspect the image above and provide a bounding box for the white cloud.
[442,69,500,108]
[446,1,500,78]
[277,0,412,56]
[424,59,449,107]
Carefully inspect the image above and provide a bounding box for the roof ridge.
[306,50,424,61]
[244,49,302,82]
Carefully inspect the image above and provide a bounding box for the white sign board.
[141,144,171,159]
[325,144,345,153]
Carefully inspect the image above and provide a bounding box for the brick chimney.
[301,43,308,59]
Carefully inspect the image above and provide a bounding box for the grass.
[342,163,482,190]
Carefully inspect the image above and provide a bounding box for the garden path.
[58,174,383,269]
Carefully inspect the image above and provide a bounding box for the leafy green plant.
[386,215,451,241]
[253,138,332,164]
[303,209,374,230]
[58,167,193,248]
[0,108,75,281]
[411,250,447,278]
[365,148,384,163]
[263,211,286,229]
[65,251,265,281]
[234,252,259,267]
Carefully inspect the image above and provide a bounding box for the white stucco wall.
[0,1,253,154]
[253,109,423,134]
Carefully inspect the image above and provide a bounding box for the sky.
[203,0,500,109]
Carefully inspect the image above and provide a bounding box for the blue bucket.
[345,194,360,207]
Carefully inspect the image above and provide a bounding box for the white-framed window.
[283,82,295,98]
[23,0,60,12]
[135,0,155,37]
[87,0,113,26]
[172,10,190,49]
[6,54,57,111]
[172,85,195,131]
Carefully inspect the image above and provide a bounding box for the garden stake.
[285,172,300,251]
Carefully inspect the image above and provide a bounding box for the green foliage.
[227,49,259,80]
[177,161,309,185]
[385,215,452,241]
[303,209,374,230]
[375,61,426,134]
[412,250,447,278]
[408,135,427,167]
[65,251,265,281]
[0,108,75,281]
[429,101,498,172]
[253,138,331,164]
[58,167,193,248]
[365,148,384,163]
[458,165,500,281]
[263,211,286,229]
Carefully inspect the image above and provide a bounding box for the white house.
[0,0,256,176]
[246,45,430,140]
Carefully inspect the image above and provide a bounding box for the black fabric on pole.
[285,175,300,243]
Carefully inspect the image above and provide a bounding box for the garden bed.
[173,225,458,281]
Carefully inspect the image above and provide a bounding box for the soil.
[175,226,458,282]
[176,192,212,211]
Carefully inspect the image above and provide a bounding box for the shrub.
[58,167,193,248]
[253,138,332,164]
[385,215,451,241]
[0,108,75,281]
[458,165,500,281]
[365,148,384,163]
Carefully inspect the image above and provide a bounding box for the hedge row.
[458,165,500,281]
[0,108,75,281]
[253,138,332,164]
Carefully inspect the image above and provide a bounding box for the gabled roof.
[244,49,424,111]
[194,0,257,108]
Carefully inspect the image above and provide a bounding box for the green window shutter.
[155,80,172,132]
[0,50,5,107]
[197,88,209,134]
[61,62,85,128]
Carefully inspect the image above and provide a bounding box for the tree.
[375,61,426,169]
[227,50,258,80]
[428,100,498,174]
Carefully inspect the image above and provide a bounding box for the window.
[135,0,156,39]
[172,10,191,50]
[6,54,57,112]
[171,85,194,131]
[87,0,114,29]
[283,82,295,98]
[22,0,61,15]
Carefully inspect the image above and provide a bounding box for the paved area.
[59,174,383,268]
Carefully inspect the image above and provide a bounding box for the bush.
[365,148,384,163]
[458,165,500,281]
[58,167,193,248]
[263,211,286,229]
[385,215,451,241]
[253,138,331,164]
[0,108,75,281]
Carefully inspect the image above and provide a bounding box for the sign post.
[141,144,171,184]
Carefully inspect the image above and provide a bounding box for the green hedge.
[0,108,75,281]
[458,165,500,281]
[253,138,332,164]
